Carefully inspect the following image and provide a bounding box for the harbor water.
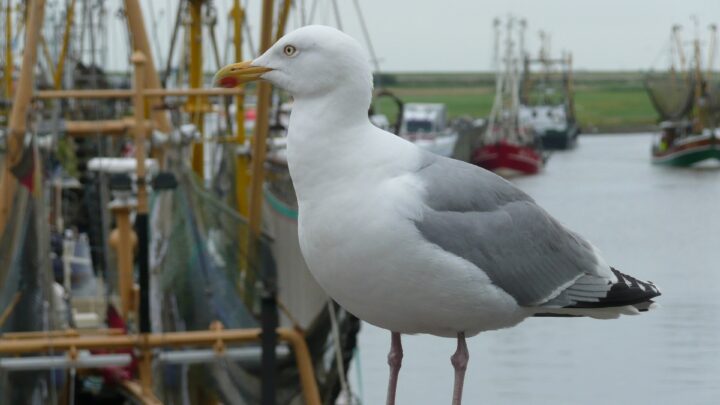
[350,133,720,405]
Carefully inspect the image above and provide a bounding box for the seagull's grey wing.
[413,154,611,307]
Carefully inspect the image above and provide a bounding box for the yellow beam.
[275,0,293,42]
[131,52,148,214]
[121,381,163,405]
[53,0,75,89]
[243,0,277,306]
[250,1,275,238]
[2,328,125,339]
[4,0,13,98]
[64,118,152,135]
[109,206,137,319]
[36,87,242,99]
[6,0,44,162]
[0,327,322,404]
[0,168,16,239]
[231,0,250,218]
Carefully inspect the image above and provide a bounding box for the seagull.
[214,25,661,405]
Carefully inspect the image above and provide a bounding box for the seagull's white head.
[214,25,373,103]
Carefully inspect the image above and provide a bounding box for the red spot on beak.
[218,76,239,88]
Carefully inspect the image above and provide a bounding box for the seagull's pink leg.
[386,331,403,405]
[450,332,469,405]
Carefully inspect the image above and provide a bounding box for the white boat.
[397,103,459,157]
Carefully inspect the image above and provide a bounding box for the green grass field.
[372,72,659,132]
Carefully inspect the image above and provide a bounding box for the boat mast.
[692,20,705,131]
[510,18,523,141]
[485,18,502,142]
[708,24,717,84]
[672,25,688,81]
[566,52,576,120]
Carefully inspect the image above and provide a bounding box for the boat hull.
[539,123,580,150]
[472,141,543,176]
[652,134,720,166]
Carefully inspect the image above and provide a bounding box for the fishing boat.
[519,31,579,150]
[652,121,720,165]
[472,17,544,177]
[0,1,360,404]
[647,23,720,167]
[371,90,459,157]
[398,103,459,157]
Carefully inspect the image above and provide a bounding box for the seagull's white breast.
[287,125,527,337]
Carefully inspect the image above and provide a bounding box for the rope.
[351,0,381,81]
[330,0,343,30]
[0,291,22,329]
[353,346,364,404]
[275,297,302,330]
[327,300,352,402]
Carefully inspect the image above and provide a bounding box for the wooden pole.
[0,0,44,237]
[109,205,137,319]
[131,51,153,397]
[132,53,149,217]
[188,0,205,178]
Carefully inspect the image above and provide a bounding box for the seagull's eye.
[283,45,297,57]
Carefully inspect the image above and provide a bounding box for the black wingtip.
[566,268,661,309]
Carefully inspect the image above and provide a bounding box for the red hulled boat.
[472,139,543,176]
[471,16,545,177]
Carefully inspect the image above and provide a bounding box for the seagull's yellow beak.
[213,60,273,88]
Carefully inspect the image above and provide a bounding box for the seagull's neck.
[285,88,411,204]
[291,86,371,130]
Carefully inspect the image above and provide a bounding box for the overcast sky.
[96,0,720,73]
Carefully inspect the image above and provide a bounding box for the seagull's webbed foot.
[386,331,403,405]
[451,332,469,405]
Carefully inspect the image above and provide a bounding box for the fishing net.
[0,184,55,404]
[150,159,361,404]
[644,72,696,121]
[151,166,258,332]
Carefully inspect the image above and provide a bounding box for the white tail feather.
[533,304,646,319]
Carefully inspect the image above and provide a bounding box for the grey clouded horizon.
[96,0,720,73]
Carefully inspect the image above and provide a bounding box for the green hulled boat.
[647,24,720,167]
[652,126,720,166]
